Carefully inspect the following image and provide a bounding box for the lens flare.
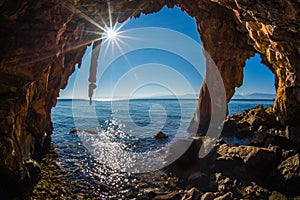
[104,27,118,40]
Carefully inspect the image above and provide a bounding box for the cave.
[0,0,299,199]
[228,54,276,115]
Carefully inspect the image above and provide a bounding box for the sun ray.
[114,38,132,67]
[62,3,105,32]
[9,0,154,69]
[4,37,102,68]
[84,30,103,35]
[99,15,109,30]
[102,38,111,58]
[62,38,102,54]
[107,0,113,30]
[118,33,143,41]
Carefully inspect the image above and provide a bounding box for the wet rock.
[69,129,98,135]
[154,131,168,139]
[181,187,202,200]
[69,128,78,134]
[143,188,163,196]
[200,192,215,200]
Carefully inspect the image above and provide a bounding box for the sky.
[60,6,275,99]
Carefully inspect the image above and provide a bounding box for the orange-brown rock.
[0,0,299,197]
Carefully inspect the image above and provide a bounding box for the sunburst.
[64,0,140,103]
[102,23,124,45]
[105,27,118,40]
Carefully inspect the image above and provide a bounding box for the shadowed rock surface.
[0,0,300,198]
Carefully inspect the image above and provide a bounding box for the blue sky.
[60,6,275,99]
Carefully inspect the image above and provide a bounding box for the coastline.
[30,103,300,199]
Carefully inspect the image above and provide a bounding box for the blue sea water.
[53,99,274,139]
[228,99,274,116]
[51,98,274,195]
[53,99,198,173]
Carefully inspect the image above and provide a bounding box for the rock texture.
[0,0,300,198]
[214,0,300,130]
[163,137,299,199]
[222,104,281,138]
[190,0,300,137]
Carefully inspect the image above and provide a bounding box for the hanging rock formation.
[0,0,299,198]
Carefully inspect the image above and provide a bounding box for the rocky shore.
[30,144,184,199]
[1,0,300,197]
[30,105,299,199]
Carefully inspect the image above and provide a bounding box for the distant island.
[232,93,275,100]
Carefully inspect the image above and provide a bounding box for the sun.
[103,27,119,41]
[101,23,128,56]
[106,28,118,39]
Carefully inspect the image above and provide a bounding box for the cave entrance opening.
[54,6,208,173]
[229,53,276,116]
[59,5,203,101]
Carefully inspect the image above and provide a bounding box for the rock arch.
[0,0,299,197]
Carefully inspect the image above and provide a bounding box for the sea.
[50,98,274,197]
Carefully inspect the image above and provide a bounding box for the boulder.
[154,131,168,139]
[221,105,280,139]
[215,144,279,180]
[69,128,78,134]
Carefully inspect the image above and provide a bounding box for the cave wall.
[212,0,300,140]
[0,0,299,197]
[0,1,91,195]
[190,0,300,136]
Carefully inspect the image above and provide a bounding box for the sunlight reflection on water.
[51,99,274,196]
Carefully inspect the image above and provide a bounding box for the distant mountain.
[60,93,275,101]
[149,93,198,99]
[233,93,276,100]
